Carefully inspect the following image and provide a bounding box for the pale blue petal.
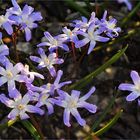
[54,70,63,84]
[20,112,30,120]
[75,38,89,48]
[48,67,56,77]
[25,27,31,41]
[118,83,135,91]
[71,108,86,126]
[26,105,44,115]
[46,102,54,115]
[130,70,140,85]
[0,76,7,86]
[30,56,41,63]
[71,90,80,101]
[88,41,96,54]
[78,101,97,113]
[126,92,140,101]
[0,94,14,107]
[79,86,96,101]
[3,22,13,35]
[22,4,34,15]
[63,109,71,127]
[8,109,18,120]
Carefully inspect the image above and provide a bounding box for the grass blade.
[93,109,123,136]
[69,46,128,90]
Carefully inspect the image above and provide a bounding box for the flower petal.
[71,108,86,126]
[71,90,80,101]
[0,76,7,86]
[46,102,54,115]
[78,101,97,113]
[75,38,89,48]
[25,27,31,41]
[26,105,44,115]
[48,66,56,77]
[8,109,19,120]
[63,109,71,127]
[118,83,135,91]
[87,40,96,54]
[0,94,14,107]
[30,56,41,63]
[3,22,13,35]
[79,86,96,101]
[20,111,30,120]
[126,92,140,101]
[54,70,63,84]
[130,70,140,86]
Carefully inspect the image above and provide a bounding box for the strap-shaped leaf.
[69,46,128,90]
[21,120,41,140]
[85,109,123,140]
[94,109,123,136]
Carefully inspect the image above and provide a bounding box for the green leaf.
[85,109,123,140]
[21,120,41,140]
[92,92,118,131]
[69,46,128,90]
[94,109,123,136]
[0,118,18,131]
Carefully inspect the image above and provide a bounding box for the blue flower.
[100,10,121,38]
[30,48,64,77]
[0,61,28,98]
[0,92,44,120]
[0,13,13,35]
[71,12,99,32]
[41,70,72,95]
[8,0,43,41]
[21,64,44,83]
[76,22,109,54]
[37,31,69,52]
[53,87,97,127]
[119,70,140,102]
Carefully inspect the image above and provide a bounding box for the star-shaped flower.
[37,31,69,52]
[0,92,44,120]
[76,22,109,54]
[30,48,64,77]
[0,61,27,98]
[53,87,97,127]
[119,70,140,101]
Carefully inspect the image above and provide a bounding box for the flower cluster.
[38,11,121,55]
[0,0,123,128]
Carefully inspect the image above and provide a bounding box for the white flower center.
[135,85,140,92]
[88,32,95,40]
[67,98,77,109]
[106,22,116,30]
[6,71,13,79]
[52,39,58,46]
[17,104,25,110]
[0,15,6,26]
[44,58,50,65]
